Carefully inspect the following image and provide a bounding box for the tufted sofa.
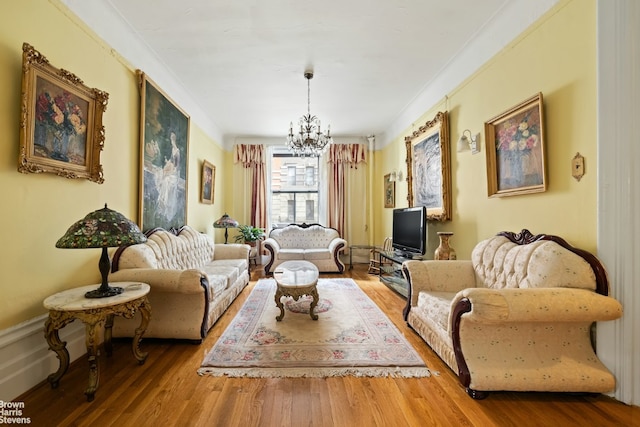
[263,223,346,274]
[402,229,623,399]
[109,225,250,342]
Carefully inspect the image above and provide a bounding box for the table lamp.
[213,213,238,244]
[56,204,147,298]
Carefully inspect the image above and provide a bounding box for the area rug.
[198,278,430,378]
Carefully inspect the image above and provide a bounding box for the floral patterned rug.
[198,278,430,378]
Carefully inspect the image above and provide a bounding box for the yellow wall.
[0,0,226,329]
[375,0,596,259]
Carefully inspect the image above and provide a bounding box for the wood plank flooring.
[17,265,639,427]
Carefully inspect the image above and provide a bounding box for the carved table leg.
[132,298,150,364]
[84,320,101,402]
[275,287,285,321]
[104,314,114,357]
[44,316,70,389]
[308,286,319,321]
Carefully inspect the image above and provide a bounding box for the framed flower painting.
[484,93,546,197]
[18,43,108,183]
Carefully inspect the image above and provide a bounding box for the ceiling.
[62,0,557,146]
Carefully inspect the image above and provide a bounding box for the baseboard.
[0,315,86,401]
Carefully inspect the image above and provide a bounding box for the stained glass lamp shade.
[213,213,239,244]
[56,204,147,298]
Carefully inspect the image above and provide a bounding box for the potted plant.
[234,225,265,245]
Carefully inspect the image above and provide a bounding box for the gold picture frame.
[137,70,190,232]
[405,111,451,221]
[201,160,215,204]
[18,43,108,183]
[384,173,395,208]
[484,93,546,197]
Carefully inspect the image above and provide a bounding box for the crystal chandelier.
[286,71,333,157]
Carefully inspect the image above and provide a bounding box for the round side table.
[43,282,151,401]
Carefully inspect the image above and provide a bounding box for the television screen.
[392,206,427,257]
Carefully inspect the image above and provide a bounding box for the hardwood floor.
[18,265,639,427]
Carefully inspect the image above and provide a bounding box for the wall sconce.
[457,129,480,154]
[389,170,404,182]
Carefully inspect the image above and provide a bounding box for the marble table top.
[273,260,319,288]
[43,282,150,311]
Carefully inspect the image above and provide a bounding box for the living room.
[1,0,638,421]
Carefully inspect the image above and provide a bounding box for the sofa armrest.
[451,287,623,324]
[328,238,347,253]
[263,237,280,252]
[214,243,250,260]
[404,260,476,307]
[109,268,206,294]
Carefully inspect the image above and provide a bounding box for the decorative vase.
[434,232,456,260]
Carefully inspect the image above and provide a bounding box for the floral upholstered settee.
[402,229,623,399]
[263,223,346,274]
[109,226,250,342]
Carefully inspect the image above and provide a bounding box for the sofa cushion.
[416,291,455,335]
[278,248,305,260]
[143,227,214,270]
[303,248,332,260]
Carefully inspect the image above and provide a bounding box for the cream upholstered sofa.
[263,223,346,274]
[109,225,250,342]
[402,229,623,399]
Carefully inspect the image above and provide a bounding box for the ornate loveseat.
[403,230,623,399]
[109,225,250,342]
[263,223,346,274]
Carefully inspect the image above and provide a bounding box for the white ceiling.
[62,0,558,147]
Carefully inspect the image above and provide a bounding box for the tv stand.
[378,251,418,298]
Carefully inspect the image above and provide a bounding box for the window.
[270,152,319,227]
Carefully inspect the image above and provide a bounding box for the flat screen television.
[392,206,427,258]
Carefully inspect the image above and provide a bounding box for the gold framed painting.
[18,43,108,183]
[405,111,451,221]
[138,70,190,231]
[384,173,395,208]
[201,160,215,204]
[484,93,546,197]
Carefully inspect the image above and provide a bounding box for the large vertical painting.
[405,111,451,221]
[138,71,190,231]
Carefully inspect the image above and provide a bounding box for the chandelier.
[286,71,333,157]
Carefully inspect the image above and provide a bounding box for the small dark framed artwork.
[384,173,395,208]
[201,160,215,204]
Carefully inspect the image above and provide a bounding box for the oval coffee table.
[273,260,320,321]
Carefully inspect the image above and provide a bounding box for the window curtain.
[327,144,367,238]
[233,144,267,229]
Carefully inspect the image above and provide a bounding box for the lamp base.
[85,286,124,299]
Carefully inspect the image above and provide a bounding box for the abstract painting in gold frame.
[405,111,451,221]
[484,93,546,197]
[18,43,108,183]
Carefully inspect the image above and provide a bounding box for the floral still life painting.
[485,93,546,197]
[18,43,108,183]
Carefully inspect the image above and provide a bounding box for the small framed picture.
[18,43,108,183]
[384,173,395,208]
[484,93,547,197]
[201,160,215,204]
